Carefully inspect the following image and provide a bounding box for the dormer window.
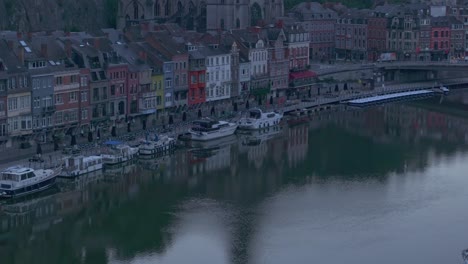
[29,61,46,69]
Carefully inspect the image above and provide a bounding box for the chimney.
[94,38,100,49]
[18,45,24,66]
[41,43,48,59]
[65,39,72,58]
[17,32,22,39]
[139,51,147,62]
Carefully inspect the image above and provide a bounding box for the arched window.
[154,0,160,16]
[251,3,262,26]
[133,0,139,19]
[118,101,125,115]
[165,1,171,16]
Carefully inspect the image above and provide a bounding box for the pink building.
[54,69,81,131]
[284,24,310,70]
[107,63,128,122]
[430,16,450,60]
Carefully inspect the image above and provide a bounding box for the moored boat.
[188,118,238,141]
[101,141,139,166]
[138,134,176,155]
[59,155,103,178]
[0,166,61,198]
[238,108,283,130]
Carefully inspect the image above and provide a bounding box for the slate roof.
[0,40,25,74]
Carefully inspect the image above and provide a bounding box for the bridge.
[314,61,468,77]
[280,77,468,114]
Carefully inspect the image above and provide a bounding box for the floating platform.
[347,90,435,107]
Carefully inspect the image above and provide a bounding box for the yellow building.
[152,72,165,112]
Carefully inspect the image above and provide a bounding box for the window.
[71,75,77,83]
[69,92,77,102]
[55,94,63,104]
[100,87,107,100]
[20,116,32,130]
[33,97,41,108]
[55,112,63,124]
[200,74,205,83]
[80,76,87,87]
[81,91,88,102]
[56,76,63,85]
[191,75,197,84]
[0,123,7,136]
[93,88,99,101]
[119,84,124,95]
[111,85,115,96]
[8,98,17,111]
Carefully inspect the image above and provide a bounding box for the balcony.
[42,106,56,113]
[55,83,80,91]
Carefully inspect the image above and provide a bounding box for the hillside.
[0,0,117,31]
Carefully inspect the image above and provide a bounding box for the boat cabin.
[0,167,37,190]
[192,119,227,132]
[249,109,263,119]
[63,156,102,170]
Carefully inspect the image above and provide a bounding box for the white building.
[248,38,268,78]
[7,91,32,137]
[203,46,232,102]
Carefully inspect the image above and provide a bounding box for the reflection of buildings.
[286,125,309,168]
[238,127,283,169]
[189,143,233,175]
[320,103,468,147]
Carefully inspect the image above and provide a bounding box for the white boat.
[188,118,238,141]
[0,166,61,198]
[101,141,139,165]
[138,134,176,155]
[238,108,283,130]
[59,155,103,178]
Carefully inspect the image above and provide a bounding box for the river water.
[1,100,468,264]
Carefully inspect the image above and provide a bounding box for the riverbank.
[0,78,457,165]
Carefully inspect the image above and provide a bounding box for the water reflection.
[2,102,468,264]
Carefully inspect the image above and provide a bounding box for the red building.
[367,11,388,61]
[431,16,450,60]
[188,50,206,106]
[53,68,81,132]
[107,63,128,121]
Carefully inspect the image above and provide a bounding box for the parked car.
[29,154,44,163]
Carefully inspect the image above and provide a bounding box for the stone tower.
[117,0,284,31]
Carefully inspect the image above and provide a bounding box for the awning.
[140,109,156,115]
[289,71,317,79]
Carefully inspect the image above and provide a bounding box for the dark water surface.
[2,102,468,264]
